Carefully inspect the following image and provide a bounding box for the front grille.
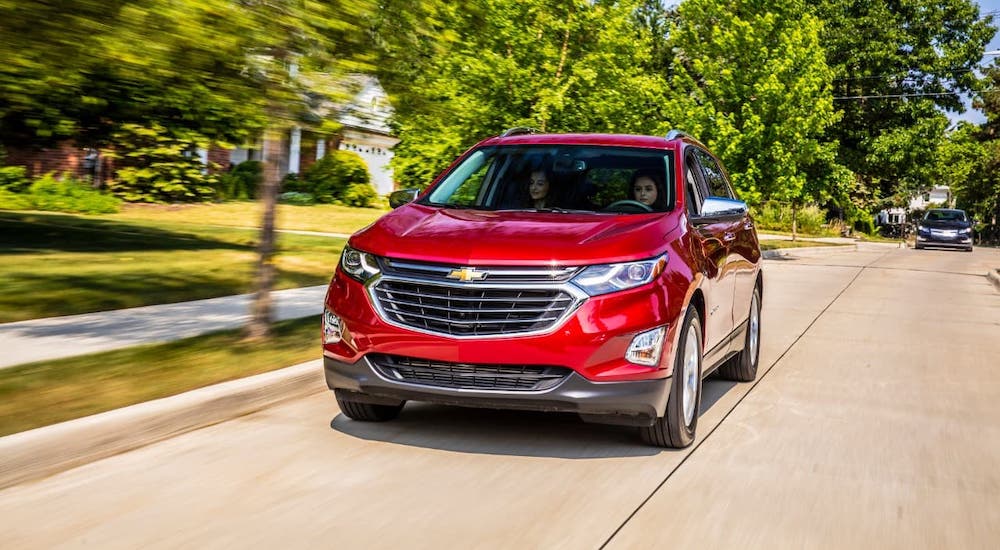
[370,354,570,391]
[372,280,577,336]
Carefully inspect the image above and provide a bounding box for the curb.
[988,269,1000,292]
[762,243,858,259]
[0,359,325,490]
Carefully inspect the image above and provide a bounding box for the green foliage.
[812,0,994,206]
[278,191,316,205]
[0,172,121,214]
[106,123,218,203]
[380,0,666,189]
[341,182,379,208]
[218,161,263,200]
[0,165,29,192]
[753,202,827,235]
[297,150,371,203]
[661,0,841,207]
[0,0,376,150]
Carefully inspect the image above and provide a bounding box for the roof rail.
[665,129,692,140]
[501,127,538,137]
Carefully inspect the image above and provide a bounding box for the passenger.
[527,169,552,209]
[632,169,666,210]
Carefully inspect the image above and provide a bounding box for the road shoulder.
[0,359,325,490]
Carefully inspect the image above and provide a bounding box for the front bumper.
[916,233,972,248]
[325,356,670,426]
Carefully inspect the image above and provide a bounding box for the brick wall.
[207,147,232,171]
[5,142,86,178]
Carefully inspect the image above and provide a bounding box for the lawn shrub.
[753,201,827,234]
[297,150,371,204]
[0,166,30,193]
[218,160,262,200]
[341,182,379,208]
[2,172,122,214]
[106,123,218,203]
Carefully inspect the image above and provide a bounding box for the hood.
[351,204,678,266]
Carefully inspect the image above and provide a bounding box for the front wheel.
[641,305,702,448]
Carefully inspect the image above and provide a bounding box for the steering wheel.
[604,200,653,213]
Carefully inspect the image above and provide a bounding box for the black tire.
[640,305,702,448]
[718,285,761,383]
[335,391,404,422]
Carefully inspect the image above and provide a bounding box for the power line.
[833,89,1000,100]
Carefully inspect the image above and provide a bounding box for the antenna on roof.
[665,129,692,140]
[501,127,538,137]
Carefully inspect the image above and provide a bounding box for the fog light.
[323,309,343,344]
[626,326,667,366]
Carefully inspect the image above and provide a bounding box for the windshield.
[924,209,967,222]
[424,145,675,214]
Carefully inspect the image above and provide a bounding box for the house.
[229,75,399,194]
[908,185,952,210]
[4,76,399,196]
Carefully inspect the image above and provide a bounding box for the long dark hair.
[630,169,667,210]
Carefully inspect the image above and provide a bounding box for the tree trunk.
[791,202,798,242]
[245,169,280,340]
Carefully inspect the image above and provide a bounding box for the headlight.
[340,246,381,282]
[959,227,971,234]
[571,254,668,296]
[917,225,929,233]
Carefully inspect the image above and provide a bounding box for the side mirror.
[695,197,748,224]
[389,188,419,209]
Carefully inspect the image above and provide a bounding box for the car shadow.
[328,378,739,459]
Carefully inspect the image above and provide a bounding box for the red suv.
[323,129,763,447]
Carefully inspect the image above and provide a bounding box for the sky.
[950,0,1000,124]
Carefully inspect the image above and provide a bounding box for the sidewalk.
[756,232,858,244]
[0,286,327,369]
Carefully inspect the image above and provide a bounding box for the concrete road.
[1,244,998,549]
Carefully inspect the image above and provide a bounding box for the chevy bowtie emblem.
[446,267,488,281]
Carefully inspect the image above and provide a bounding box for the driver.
[632,169,666,210]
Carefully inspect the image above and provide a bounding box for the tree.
[379,0,667,189]
[1,0,377,339]
[811,0,995,210]
[659,0,844,228]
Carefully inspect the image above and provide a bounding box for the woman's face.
[633,176,658,206]
[529,171,549,200]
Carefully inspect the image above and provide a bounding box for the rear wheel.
[718,285,761,382]
[335,390,404,422]
[641,305,702,448]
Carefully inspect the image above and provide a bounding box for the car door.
[684,148,736,358]
[693,149,758,346]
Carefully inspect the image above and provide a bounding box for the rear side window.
[693,149,734,199]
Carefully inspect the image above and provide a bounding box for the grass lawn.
[0,316,320,436]
[0,210,348,323]
[108,201,388,234]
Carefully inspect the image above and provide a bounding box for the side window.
[694,149,734,199]
[684,151,707,215]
